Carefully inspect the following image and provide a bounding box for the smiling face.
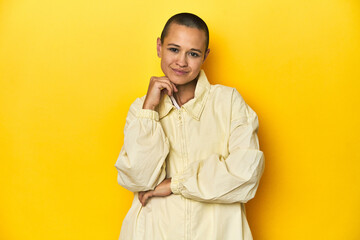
[157,23,210,86]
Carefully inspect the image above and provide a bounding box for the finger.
[142,192,150,206]
[150,77,176,96]
[141,195,147,206]
[138,192,144,202]
[141,191,153,206]
[158,77,178,92]
[161,77,178,93]
[139,193,145,206]
[170,82,178,92]
[150,76,171,81]
[156,80,174,96]
[150,76,172,88]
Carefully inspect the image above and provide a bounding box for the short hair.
[160,13,209,51]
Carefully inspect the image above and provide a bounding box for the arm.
[114,97,170,192]
[170,89,265,204]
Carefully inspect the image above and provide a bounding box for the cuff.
[170,174,183,195]
[136,109,159,121]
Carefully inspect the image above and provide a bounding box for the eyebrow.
[167,43,203,54]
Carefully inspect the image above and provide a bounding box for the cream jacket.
[115,70,265,240]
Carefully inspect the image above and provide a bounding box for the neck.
[174,76,199,107]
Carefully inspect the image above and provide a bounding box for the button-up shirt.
[115,70,265,240]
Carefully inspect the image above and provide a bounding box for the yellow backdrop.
[1,0,359,239]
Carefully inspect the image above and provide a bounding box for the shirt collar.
[157,69,211,121]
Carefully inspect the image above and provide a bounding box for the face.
[157,23,210,86]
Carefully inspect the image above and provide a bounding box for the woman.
[115,12,265,240]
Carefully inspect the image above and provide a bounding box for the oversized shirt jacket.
[115,70,265,240]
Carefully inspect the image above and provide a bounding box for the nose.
[176,53,188,67]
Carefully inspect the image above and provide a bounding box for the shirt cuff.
[170,174,184,195]
[136,109,159,121]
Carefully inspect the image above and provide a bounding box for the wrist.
[142,104,156,110]
[142,100,156,110]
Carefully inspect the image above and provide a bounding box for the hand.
[138,178,172,206]
[143,77,178,110]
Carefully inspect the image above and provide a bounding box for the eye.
[189,52,200,57]
[168,48,179,53]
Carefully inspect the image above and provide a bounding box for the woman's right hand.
[143,76,178,110]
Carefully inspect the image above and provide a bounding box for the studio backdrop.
[0,0,359,239]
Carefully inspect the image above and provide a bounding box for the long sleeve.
[170,89,265,204]
[114,97,169,192]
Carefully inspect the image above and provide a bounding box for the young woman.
[115,12,265,240]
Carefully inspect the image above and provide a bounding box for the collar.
[157,69,211,121]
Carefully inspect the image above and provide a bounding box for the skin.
[139,23,210,207]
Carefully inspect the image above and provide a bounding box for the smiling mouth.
[172,68,188,75]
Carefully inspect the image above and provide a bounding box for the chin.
[169,75,193,86]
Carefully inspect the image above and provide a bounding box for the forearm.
[115,106,170,192]
[170,150,264,204]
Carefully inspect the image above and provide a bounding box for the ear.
[157,37,162,58]
[203,48,210,62]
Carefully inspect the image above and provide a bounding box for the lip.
[171,68,188,75]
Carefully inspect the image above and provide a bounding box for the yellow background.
[1,0,359,239]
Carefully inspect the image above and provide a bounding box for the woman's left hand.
[138,178,172,206]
